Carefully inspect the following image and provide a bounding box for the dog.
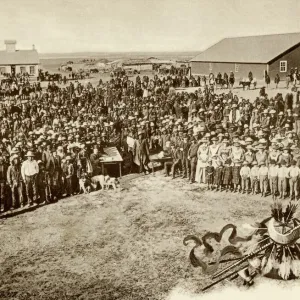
[91,175,105,190]
[91,174,120,190]
[79,175,92,194]
[103,176,120,190]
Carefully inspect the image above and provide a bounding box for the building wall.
[268,45,300,79]
[0,66,9,74]
[123,64,152,71]
[0,64,39,76]
[15,65,39,76]
[191,61,267,80]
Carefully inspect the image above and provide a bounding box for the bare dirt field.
[1,171,298,300]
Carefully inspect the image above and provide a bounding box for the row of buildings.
[1,32,300,80]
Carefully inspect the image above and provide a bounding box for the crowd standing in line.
[0,68,300,213]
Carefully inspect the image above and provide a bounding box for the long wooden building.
[190,32,300,80]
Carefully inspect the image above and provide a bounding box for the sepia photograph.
[1,0,300,299]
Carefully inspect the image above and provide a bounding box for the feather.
[242,223,268,233]
[278,256,292,280]
[262,250,276,275]
[262,257,274,275]
[291,260,300,277]
[260,256,267,269]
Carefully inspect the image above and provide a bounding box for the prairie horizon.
[39,51,199,60]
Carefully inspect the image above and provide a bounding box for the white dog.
[91,175,120,190]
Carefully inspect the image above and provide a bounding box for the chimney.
[32,44,35,50]
[4,40,16,52]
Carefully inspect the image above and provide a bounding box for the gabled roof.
[191,32,300,64]
[0,50,39,65]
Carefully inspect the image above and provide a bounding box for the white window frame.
[279,60,287,72]
[235,64,239,73]
[29,66,35,75]
[209,63,213,71]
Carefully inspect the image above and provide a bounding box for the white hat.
[25,150,35,157]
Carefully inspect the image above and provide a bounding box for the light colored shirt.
[268,165,278,177]
[256,151,268,165]
[240,166,251,177]
[21,160,39,180]
[250,166,259,178]
[277,166,290,178]
[289,166,300,178]
[258,166,269,176]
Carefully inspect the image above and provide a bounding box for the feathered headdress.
[184,200,300,291]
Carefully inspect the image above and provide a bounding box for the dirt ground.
[0,171,298,300]
[40,57,298,98]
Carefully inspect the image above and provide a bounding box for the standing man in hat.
[228,104,241,125]
[188,133,199,184]
[42,143,55,201]
[258,162,269,197]
[256,144,268,167]
[195,138,209,184]
[229,71,235,89]
[133,131,150,174]
[21,151,39,206]
[52,149,62,201]
[293,102,300,138]
[169,144,182,179]
[268,159,278,200]
[0,155,8,212]
[90,145,101,176]
[180,135,191,179]
[7,154,24,208]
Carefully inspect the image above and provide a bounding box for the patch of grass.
[0,174,297,299]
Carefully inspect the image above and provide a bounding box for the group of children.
[205,159,300,200]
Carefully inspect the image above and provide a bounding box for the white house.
[0,40,39,77]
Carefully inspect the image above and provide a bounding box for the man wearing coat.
[188,134,200,184]
[52,149,62,201]
[42,143,55,202]
[0,155,8,211]
[180,135,191,179]
[133,131,150,174]
[228,104,241,124]
[90,146,101,176]
[7,154,23,209]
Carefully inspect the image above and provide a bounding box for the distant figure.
[286,73,291,89]
[274,74,280,89]
[293,68,298,86]
[229,71,235,89]
[265,73,270,88]
[248,71,253,82]
[223,72,228,88]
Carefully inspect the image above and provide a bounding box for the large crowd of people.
[0,68,300,214]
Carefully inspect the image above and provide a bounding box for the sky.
[1,0,300,53]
